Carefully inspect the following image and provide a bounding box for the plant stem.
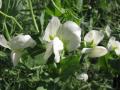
[0,11,23,30]
[3,22,11,40]
[51,0,65,14]
[28,0,39,33]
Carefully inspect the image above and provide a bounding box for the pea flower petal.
[107,37,116,50]
[76,73,88,82]
[44,37,63,63]
[9,34,36,50]
[57,21,81,52]
[115,42,120,56]
[53,37,63,63]
[84,30,104,46]
[11,51,22,66]
[44,42,53,61]
[107,37,120,56]
[43,16,60,42]
[0,35,10,48]
[82,46,108,58]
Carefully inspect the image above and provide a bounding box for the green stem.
[28,0,39,33]
[3,22,11,40]
[0,11,23,30]
[51,0,65,14]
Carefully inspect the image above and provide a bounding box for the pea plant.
[0,0,120,90]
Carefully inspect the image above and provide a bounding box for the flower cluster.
[0,16,119,66]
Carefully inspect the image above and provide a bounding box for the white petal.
[43,41,53,61]
[107,36,116,50]
[81,48,92,54]
[57,21,81,52]
[43,16,60,42]
[107,37,120,56]
[76,73,88,82]
[105,25,111,37]
[11,51,22,66]
[53,37,63,63]
[0,35,10,48]
[9,34,36,50]
[84,30,104,45]
[114,41,120,56]
[115,49,120,56]
[82,46,108,58]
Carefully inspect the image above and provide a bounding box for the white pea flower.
[0,0,2,9]
[82,30,108,57]
[0,34,36,66]
[57,21,81,52]
[84,30,104,46]
[107,37,120,56]
[43,16,81,63]
[76,73,88,82]
[82,46,108,58]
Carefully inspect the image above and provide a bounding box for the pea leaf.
[60,55,80,78]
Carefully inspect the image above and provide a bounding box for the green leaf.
[0,51,7,57]
[54,0,62,16]
[45,7,54,16]
[96,54,111,71]
[34,53,47,65]
[60,55,80,78]
[24,53,46,68]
